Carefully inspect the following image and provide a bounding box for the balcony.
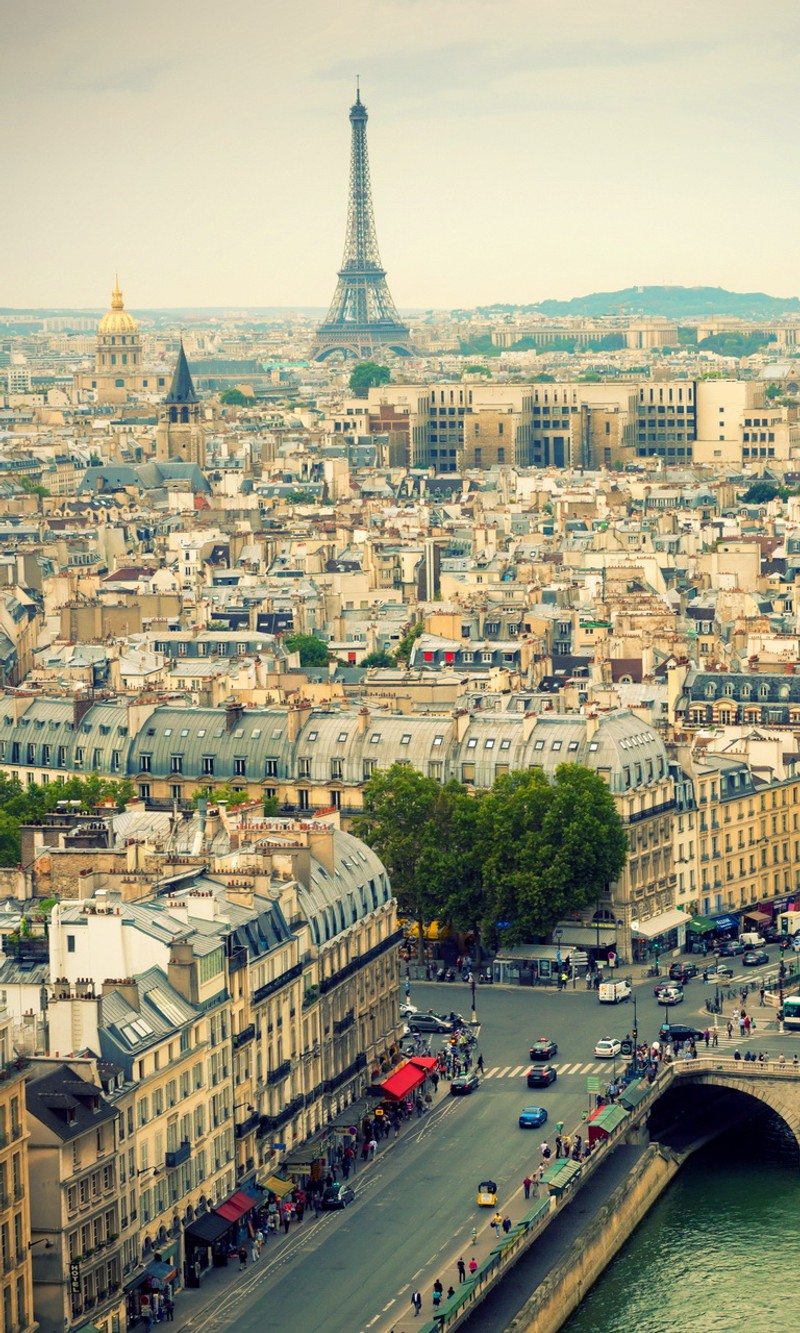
[235,1111,260,1140]
[232,1024,255,1050]
[253,962,303,1006]
[165,1141,191,1169]
[267,1059,291,1086]
[333,1009,355,1036]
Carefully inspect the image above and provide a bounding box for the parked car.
[658,1023,704,1044]
[450,1073,480,1096]
[321,1183,355,1210]
[519,1105,548,1129]
[399,1002,418,1018]
[529,1037,558,1061]
[594,1038,622,1059]
[669,963,699,983]
[527,1064,557,1088]
[717,940,746,957]
[742,950,769,967]
[407,1013,454,1034]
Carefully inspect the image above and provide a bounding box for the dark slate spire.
[165,341,198,404]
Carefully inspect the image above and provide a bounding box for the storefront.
[686,916,717,954]
[713,913,739,938]
[630,909,688,962]
[124,1256,178,1326]
[183,1213,231,1287]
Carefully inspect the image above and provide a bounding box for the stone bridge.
[664,1054,800,1146]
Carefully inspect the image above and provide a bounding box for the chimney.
[225,700,244,733]
[73,694,94,729]
[168,939,199,1005]
[357,705,370,734]
[102,978,140,1011]
[287,699,313,743]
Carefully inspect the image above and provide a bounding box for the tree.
[352,765,445,961]
[477,766,627,945]
[394,622,424,665]
[0,773,135,868]
[263,795,279,817]
[742,481,779,505]
[283,632,330,667]
[220,388,253,406]
[463,364,492,378]
[349,361,391,398]
[360,651,396,668]
[191,784,251,809]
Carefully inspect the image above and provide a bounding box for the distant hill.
[475,287,800,320]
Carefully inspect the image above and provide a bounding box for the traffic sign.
[586,1077,602,1093]
[272,1142,286,1151]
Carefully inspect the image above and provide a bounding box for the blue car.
[519,1105,548,1129]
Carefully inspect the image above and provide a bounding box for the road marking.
[496,1066,512,1077]
[382,1299,396,1310]
[579,1062,596,1074]
[483,1067,498,1078]
[510,1064,526,1076]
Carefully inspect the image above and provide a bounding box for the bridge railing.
[674,1054,800,1077]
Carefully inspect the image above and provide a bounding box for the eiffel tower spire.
[312,87,413,362]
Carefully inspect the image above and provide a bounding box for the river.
[564,1112,800,1332]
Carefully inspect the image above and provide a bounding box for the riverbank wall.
[506,1141,683,1333]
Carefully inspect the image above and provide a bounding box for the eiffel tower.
[311,86,414,362]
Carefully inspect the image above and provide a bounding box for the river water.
[564,1114,800,1332]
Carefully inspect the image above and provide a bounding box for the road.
[183,955,799,1333]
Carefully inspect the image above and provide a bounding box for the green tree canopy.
[477,766,627,943]
[220,388,253,406]
[283,632,330,667]
[741,481,779,504]
[0,773,135,867]
[191,784,251,809]
[463,364,492,377]
[349,361,391,397]
[394,622,425,665]
[360,651,396,668]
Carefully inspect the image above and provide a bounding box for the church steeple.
[165,340,198,404]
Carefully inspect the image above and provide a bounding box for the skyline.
[4,0,800,309]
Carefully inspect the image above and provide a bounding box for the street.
[181,962,799,1333]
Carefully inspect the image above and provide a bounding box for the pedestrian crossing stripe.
[482,1062,609,1079]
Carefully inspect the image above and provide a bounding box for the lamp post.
[631,993,639,1076]
[554,927,563,989]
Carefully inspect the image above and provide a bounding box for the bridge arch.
[648,1060,800,1157]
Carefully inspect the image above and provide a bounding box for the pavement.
[165,963,800,1333]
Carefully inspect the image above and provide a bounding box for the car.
[762,927,785,944]
[529,1037,558,1061]
[399,1002,418,1018]
[519,1105,548,1129]
[594,1038,622,1059]
[742,950,769,967]
[669,962,699,983]
[450,1073,480,1096]
[718,940,745,957]
[406,1013,454,1034]
[655,985,684,1005]
[476,1180,497,1207]
[658,1023,704,1044]
[321,1182,355,1210]
[527,1064,557,1088]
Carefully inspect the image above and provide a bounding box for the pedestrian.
[523,1175,532,1199]
[726,1020,733,1040]
[238,1244,247,1271]
[164,1298,175,1323]
[744,1015,751,1036]
[468,1257,478,1276]
[477,1053,484,1074]
[555,1134,562,1159]
[447,1286,455,1300]
[457,1257,466,1283]
[502,1215,512,1235]
[760,986,766,1006]
[712,1028,719,1047]
[703,1028,710,1048]
[470,1226,478,1248]
[251,1240,259,1262]
[491,1211,502,1233]
[433,1279,444,1309]
[411,1289,422,1317]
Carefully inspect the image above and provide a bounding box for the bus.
[781,995,800,1030]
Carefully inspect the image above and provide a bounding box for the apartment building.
[0,1008,35,1333]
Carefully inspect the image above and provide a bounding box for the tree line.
[352,762,628,956]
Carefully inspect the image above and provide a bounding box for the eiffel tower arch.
[312,88,414,362]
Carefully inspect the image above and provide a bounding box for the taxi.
[476,1179,497,1207]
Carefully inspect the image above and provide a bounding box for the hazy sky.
[4,0,800,310]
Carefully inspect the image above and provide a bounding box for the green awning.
[687,915,716,934]
[619,1078,650,1110]
[589,1103,628,1133]
[543,1159,582,1193]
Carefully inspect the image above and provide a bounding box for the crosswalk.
[483,1061,611,1079]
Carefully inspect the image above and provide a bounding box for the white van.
[598,980,631,1004]
[739,931,765,949]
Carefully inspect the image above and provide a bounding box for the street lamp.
[553,927,563,987]
[631,993,639,1076]
[28,1238,53,1250]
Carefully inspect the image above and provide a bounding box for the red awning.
[215,1190,255,1223]
[409,1056,438,1072]
[380,1063,426,1101]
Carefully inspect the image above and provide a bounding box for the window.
[484,738,495,750]
[202,755,215,776]
[298,757,311,777]
[400,734,411,746]
[337,731,348,743]
[369,733,382,744]
[568,740,579,751]
[534,739,545,751]
[141,753,152,773]
[171,755,183,774]
[552,740,562,751]
[67,935,76,954]
[500,738,511,751]
[432,735,443,748]
[307,730,318,743]
[234,757,246,776]
[588,741,599,751]
[330,759,343,779]
[264,758,278,777]
[466,737,478,749]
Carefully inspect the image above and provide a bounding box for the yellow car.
[476,1180,497,1207]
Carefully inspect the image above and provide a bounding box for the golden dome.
[98,277,138,335]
